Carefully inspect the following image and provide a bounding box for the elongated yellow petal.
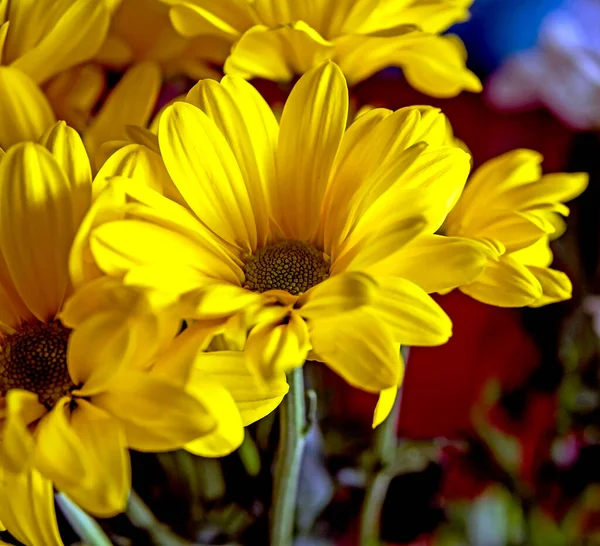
[11,0,110,84]
[335,30,481,94]
[0,67,55,150]
[180,281,262,319]
[186,75,278,247]
[298,271,378,320]
[93,370,216,451]
[35,398,129,517]
[67,312,132,396]
[224,22,335,81]
[0,143,74,321]
[0,467,63,546]
[158,101,256,251]
[310,311,402,392]
[184,379,244,457]
[377,234,492,293]
[273,61,347,240]
[369,276,452,345]
[193,350,288,425]
[39,121,92,227]
[0,390,45,473]
[65,400,130,516]
[528,266,572,307]
[461,255,543,307]
[169,1,246,39]
[85,62,161,159]
[91,219,242,285]
[245,312,311,377]
[373,385,400,428]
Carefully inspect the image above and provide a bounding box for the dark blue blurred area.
[452,0,565,75]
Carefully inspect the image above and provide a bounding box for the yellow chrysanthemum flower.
[445,149,588,307]
[163,0,481,97]
[88,62,490,425]
[0,123,275,546]
[47,0,232,145]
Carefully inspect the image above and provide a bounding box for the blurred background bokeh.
[5,1,600,545]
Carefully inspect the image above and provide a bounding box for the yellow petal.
[68,179,127,288]
[66,400,130,516]
[193,350,288,425]
[39,121,92,227]
[335,30,482,93]
[11,0,110,84]
[376,234,493,293]
[84,62,162,159]
[186,75,278,247]
[67,312,133,396]
[369,276,452,345]
[245,311,311,377]
[184,379,244,457]
[35,398,129,517]
[0,143,74,321]
[91,219,241,286]
[224,22,335,81]
[309,311,402,392]
[169,2,246,39]
[0,66,55,150]
[373,385,401,428]
[94,143,167,196]
[511,236,553,268]
[461,255,543,307]
[158,101,256,251]
[180,281,262,319]
[528,266,572,307]
[0,22,8,62]
[272,61,347,240]
[298,271,378,320]
[0,390,45,473]
[0,467,63,546]
[93,370,216,451]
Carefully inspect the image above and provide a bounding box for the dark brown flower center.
[243,241,330,295]
[0,321,73,408]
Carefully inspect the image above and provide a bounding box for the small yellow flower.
[445,149,588,307]
[0,124,262,546]
[89,62,489,424]
[164,0,481,96]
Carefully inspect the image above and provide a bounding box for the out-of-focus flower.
[445,149,588,307]
[163,0,481,97]
[486,0,600,130]
[87,61,490,426]
[47,0,232,138]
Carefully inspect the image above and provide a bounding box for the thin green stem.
[271,367,308,546]
[359,348,408,546]
[55,493,112,546]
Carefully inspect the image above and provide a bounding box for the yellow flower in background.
[0,0,110,86]
[47,0,232,138]
[89,61,490,425]
[0,125,259,546]
[445,149,588,307]
[164,0,481,97]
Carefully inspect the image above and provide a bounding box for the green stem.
[271,367,307,546]
[359,349,408,546]
[55,493,112,546]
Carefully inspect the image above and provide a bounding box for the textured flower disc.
[0,321,73,407]
[244,241,330,295]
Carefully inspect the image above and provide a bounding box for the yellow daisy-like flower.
[0,123,260,546]
[47,0,232,141]
[89,62,490,424]
[445,149,588,307]
[163,0,481,97]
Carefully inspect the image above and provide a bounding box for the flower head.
[164,0,481,96]
[445,149,588,307]
[0,124,256,545]
[90,61,489,424]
